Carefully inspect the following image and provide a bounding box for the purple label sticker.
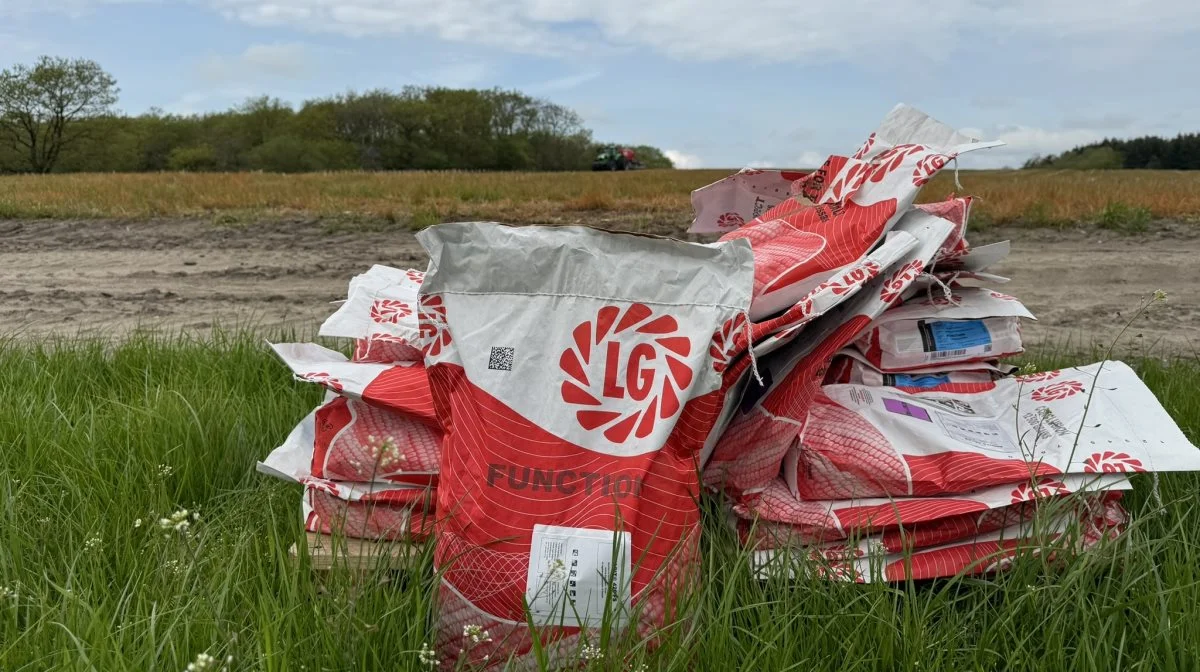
[883,398,932,422]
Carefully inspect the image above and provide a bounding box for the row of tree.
[0,56,673,173]
[1024,133,1200,170]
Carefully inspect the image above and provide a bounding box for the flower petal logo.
[1017,370,1060,383]
[406,270,425,285]
[911,153,952,187]
[1010,479,1071,504]
[1083,451,1145,473]
[370,299,413,324]
[559,303,694,443]
[827,161,871,202]
[418,296,452,356]
[715,212,745,229]
[868,144,924,183]
[710,313,746,374]
[989,291,1018,302]
[880,259,925,305]
[851,132,876,160]
[1030,380,1085,402]
[302,371,343,393]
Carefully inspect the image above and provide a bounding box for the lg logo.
[560,303,694,444]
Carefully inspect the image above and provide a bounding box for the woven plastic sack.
[704,207,956,494]
[303,482,435,541]
[825,353,1007,389]
[308,396,440,484]
[734,474,1128,546]
[320,265,426,363]
[415,223,753,667]
[751,497,1127,583]
[787,361,1200,499]
[700,105,1000,320]
[270,343,439,425]
[853,287,1033,371]
[690,168,808,234]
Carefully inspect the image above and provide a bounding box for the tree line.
[0,56,673,174]
[1024,133,1200,170]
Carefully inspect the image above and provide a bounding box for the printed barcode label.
[929,348,969,359]
[526,525,631,627]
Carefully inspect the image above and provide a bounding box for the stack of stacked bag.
[254,104,1200,666]
[690,106,1193,582]
[259,266,439,543]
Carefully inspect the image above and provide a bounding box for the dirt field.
[2,217,1196,355]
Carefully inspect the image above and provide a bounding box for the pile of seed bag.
[259,105,1200,666]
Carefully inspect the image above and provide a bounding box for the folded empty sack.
[853,287,1034,371]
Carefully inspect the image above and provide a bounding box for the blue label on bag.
[889,373,952,388]
[923,320,992,352]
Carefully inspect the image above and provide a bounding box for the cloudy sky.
[2,0,1198,168]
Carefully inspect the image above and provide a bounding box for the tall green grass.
[2,333,1199,670]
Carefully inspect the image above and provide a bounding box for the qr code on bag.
[488,346,515,371]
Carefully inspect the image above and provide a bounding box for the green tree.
[0,56,119,173]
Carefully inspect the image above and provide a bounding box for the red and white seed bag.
[319,264,426,363]
[269,343,440,425]
[698,105,1001,321]
[703,207,956,494]
[734,474,1129,548]
[690,168,808,235]
[787,361,1200,500]
[852,287,1034,371]
[302,481,435,542]
[751,496,1128,583]
[824,350,1012,389]
[415,223,753,667]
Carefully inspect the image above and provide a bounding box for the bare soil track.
[2,218,1197,356]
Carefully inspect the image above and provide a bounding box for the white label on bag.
[934,412,1013,453]
[526,525,632,627]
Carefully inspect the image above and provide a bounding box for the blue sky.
[2,0,1199,169]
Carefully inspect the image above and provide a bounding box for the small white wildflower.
[159,509,194,536]
[163,559,185,576]
[1154,289,1168,303]
[0,584,18,602]
[1020,362,1038,375]
[418,642,439,667]
[186,652,216,672]
[463,624,492,645]
[158,464,175,478]
[84,534,103,552]
[37,516,50,525]
[134,518,143,528]
[581,644,604,661]
[547,558,567,583]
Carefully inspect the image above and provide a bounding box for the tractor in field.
[592,145,643,171]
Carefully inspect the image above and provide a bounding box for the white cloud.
[795,151,825,168]
[528,70,602,94]
[198,42,311,83]
[0,32,44,57]
[163,87,257,114]
[187,0,1200,65]
[412,60,492,88]
[664,149,703,169]
[7,0,1200,69]
[745,151,825,170]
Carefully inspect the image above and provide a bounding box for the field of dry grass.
[2,169,1199,230]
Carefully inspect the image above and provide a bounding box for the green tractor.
[592,145,643,171]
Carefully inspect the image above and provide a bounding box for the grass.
[2,332,1200,670]
[2,169,1200,230]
